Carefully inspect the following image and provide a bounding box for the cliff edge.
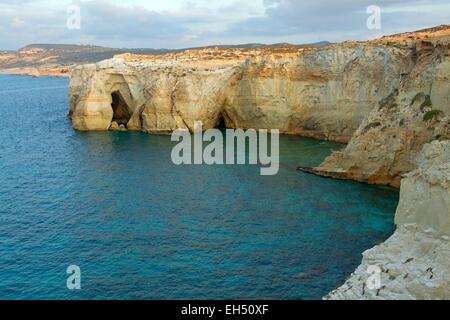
[69,43,408,143]
[311,31,450,188]
[326,141,450,299]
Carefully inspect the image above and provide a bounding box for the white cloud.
[0,0,448,49]
[10,18,27,29]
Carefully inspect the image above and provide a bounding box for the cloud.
[10,18,27,29]
[0,0,448,49]
[223,0,450,42]
[79,1,190,45]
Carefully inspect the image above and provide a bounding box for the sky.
[0,0,449,50]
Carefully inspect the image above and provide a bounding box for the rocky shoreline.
[327,141,450,299]
[67,26,450,299]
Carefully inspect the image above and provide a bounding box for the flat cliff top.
[370,24,450,45]
[114,45,312,68]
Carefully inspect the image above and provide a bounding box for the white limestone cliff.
[312,38,450,187]
[326,141,450,300]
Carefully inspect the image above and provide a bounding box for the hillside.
[0,44,173,74]
[0,42,330,76]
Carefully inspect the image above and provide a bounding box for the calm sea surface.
[0,75,398,299]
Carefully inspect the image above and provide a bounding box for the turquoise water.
[0,75,398,300]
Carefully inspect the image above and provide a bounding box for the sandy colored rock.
[312,35,450,187]
[109,121,119,131]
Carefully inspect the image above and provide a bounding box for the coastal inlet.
[0,75,399,299]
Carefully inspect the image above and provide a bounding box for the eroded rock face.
[312,39,450,188]
[69,43,408,142]
[326,141,450,300]
[69,59,148,131]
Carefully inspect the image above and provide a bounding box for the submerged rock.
[109,121,120,131]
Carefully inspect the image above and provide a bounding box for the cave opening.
[216,116,226,131]
[111,91,132,127]
[215,112,230,132]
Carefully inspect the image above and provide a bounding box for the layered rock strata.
[311,33,450,187]
[68,25,450,301]
[69,42,409,143]
[70,27,450,188]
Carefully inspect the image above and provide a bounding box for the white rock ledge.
[326,141,450,300]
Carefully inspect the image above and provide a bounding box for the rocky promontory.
[311,28,450,188]
[327,140,450,299]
